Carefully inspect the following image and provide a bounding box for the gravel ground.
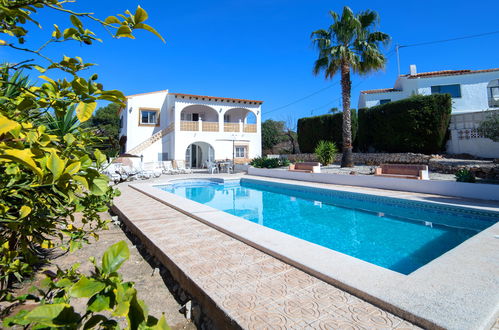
[321,164,456,181]
[5,212,196,330]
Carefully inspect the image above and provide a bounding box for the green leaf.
[134,6,148,23]
[134,23,165,43]
[116,25,134,39]
[94,149,106,165]
[0,149,43,178]
[64,162,81,175]
[89,176,109,196]
[0,114,21,136]
[19,205,31,218]
[153,315,171,330]
[101,240,129,274]
[70,15,83,29]
[87,292,111,312]
[75,101,97,122]
[47,152,65,180]
[104,16,121,24]
[69,276,105,298]
[23,303,68,326]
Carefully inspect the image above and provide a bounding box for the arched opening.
[180,105,219,131]
[185,142,215,169]
[224,108,257,132]
[488,79,499,108]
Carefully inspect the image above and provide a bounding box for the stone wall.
[273,153,499,180]
[277,153,432,165]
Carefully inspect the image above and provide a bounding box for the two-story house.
[358,65,499,158]
[119,90,262,167]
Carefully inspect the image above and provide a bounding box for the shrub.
[314,140,338,165]
[357,94,452,153]
[4,241,168,329]
[250,156,290,168]
[455,169,476,183]
[297,110,358,153]
[478,111,499,142]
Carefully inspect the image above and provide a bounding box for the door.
[191,144,197,168]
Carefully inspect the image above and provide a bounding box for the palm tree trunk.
[340,61,354,167]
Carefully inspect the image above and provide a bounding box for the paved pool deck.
[112,173,499,329]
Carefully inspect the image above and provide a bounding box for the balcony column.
[218,108,224,132]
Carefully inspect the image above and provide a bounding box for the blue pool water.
[159,179,498,274]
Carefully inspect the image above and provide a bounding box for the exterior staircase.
[127,124,174,155]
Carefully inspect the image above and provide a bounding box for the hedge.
[297,110,358,153]
[357,94,451,154]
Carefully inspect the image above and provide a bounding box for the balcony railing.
[178,120,257,133]
[243,124,257,133]
[202,121,219,132]
[224,122,240,132]
[180,121,198,131]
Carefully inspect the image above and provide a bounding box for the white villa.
[119,90,262,167]
[358,65,499,158]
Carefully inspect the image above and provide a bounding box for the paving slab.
[113,183,421,329]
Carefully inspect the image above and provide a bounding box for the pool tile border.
[131,176,499,330]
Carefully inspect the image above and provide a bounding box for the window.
[380,99,391,105]
[431,84,461,98]
[224,114,231,122]
[139,109,159,125]
[235,146,247,158]
[181,113,200,121]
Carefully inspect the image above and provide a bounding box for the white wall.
[358,70,499,114]
[247,167,499,201]
[122,91,262,162]
[123,91,168,153]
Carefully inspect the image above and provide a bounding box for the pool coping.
[130,175,499,330]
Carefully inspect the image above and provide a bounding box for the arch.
[185,141,215,169]
[180,104,219,122]
[487,79,499,108]
[223,107,257,124]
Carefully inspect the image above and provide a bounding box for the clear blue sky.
[4,0,499,122]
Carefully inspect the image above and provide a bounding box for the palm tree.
[311,6,389,167]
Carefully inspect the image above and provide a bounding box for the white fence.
[247,167,499,201]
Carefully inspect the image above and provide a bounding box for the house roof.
[172,93,263,104]
[125,90,168,98]
[403,68,499,79]
[360,88,402,94]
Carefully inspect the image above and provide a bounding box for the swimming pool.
[159,178,498,274]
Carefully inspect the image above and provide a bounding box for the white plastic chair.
[206,161,219,174]
[162,161,179,175]
[142,162,162,178]
[175,160,193,174]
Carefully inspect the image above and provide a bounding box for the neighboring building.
[119,90,262,167]
[358,65,499,158]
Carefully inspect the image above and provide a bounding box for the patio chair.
[103,163,121,183]
[206,161,219,174]
[162,161,179,175]
[175,160,193,174]
[118,165,139,181]
[142,162,162,178]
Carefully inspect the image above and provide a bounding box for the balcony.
[179,120,257,133]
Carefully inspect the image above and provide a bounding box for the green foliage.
[262,119,286,151]
[357,94,452,153]
[4,241,170,329]
[84,103,121,157]
[297,110,358,153]
[314,140,338,165]
[478,112,499,142]
[455,169,476,183]
[250,156,290,168]
[0,0,164,298]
